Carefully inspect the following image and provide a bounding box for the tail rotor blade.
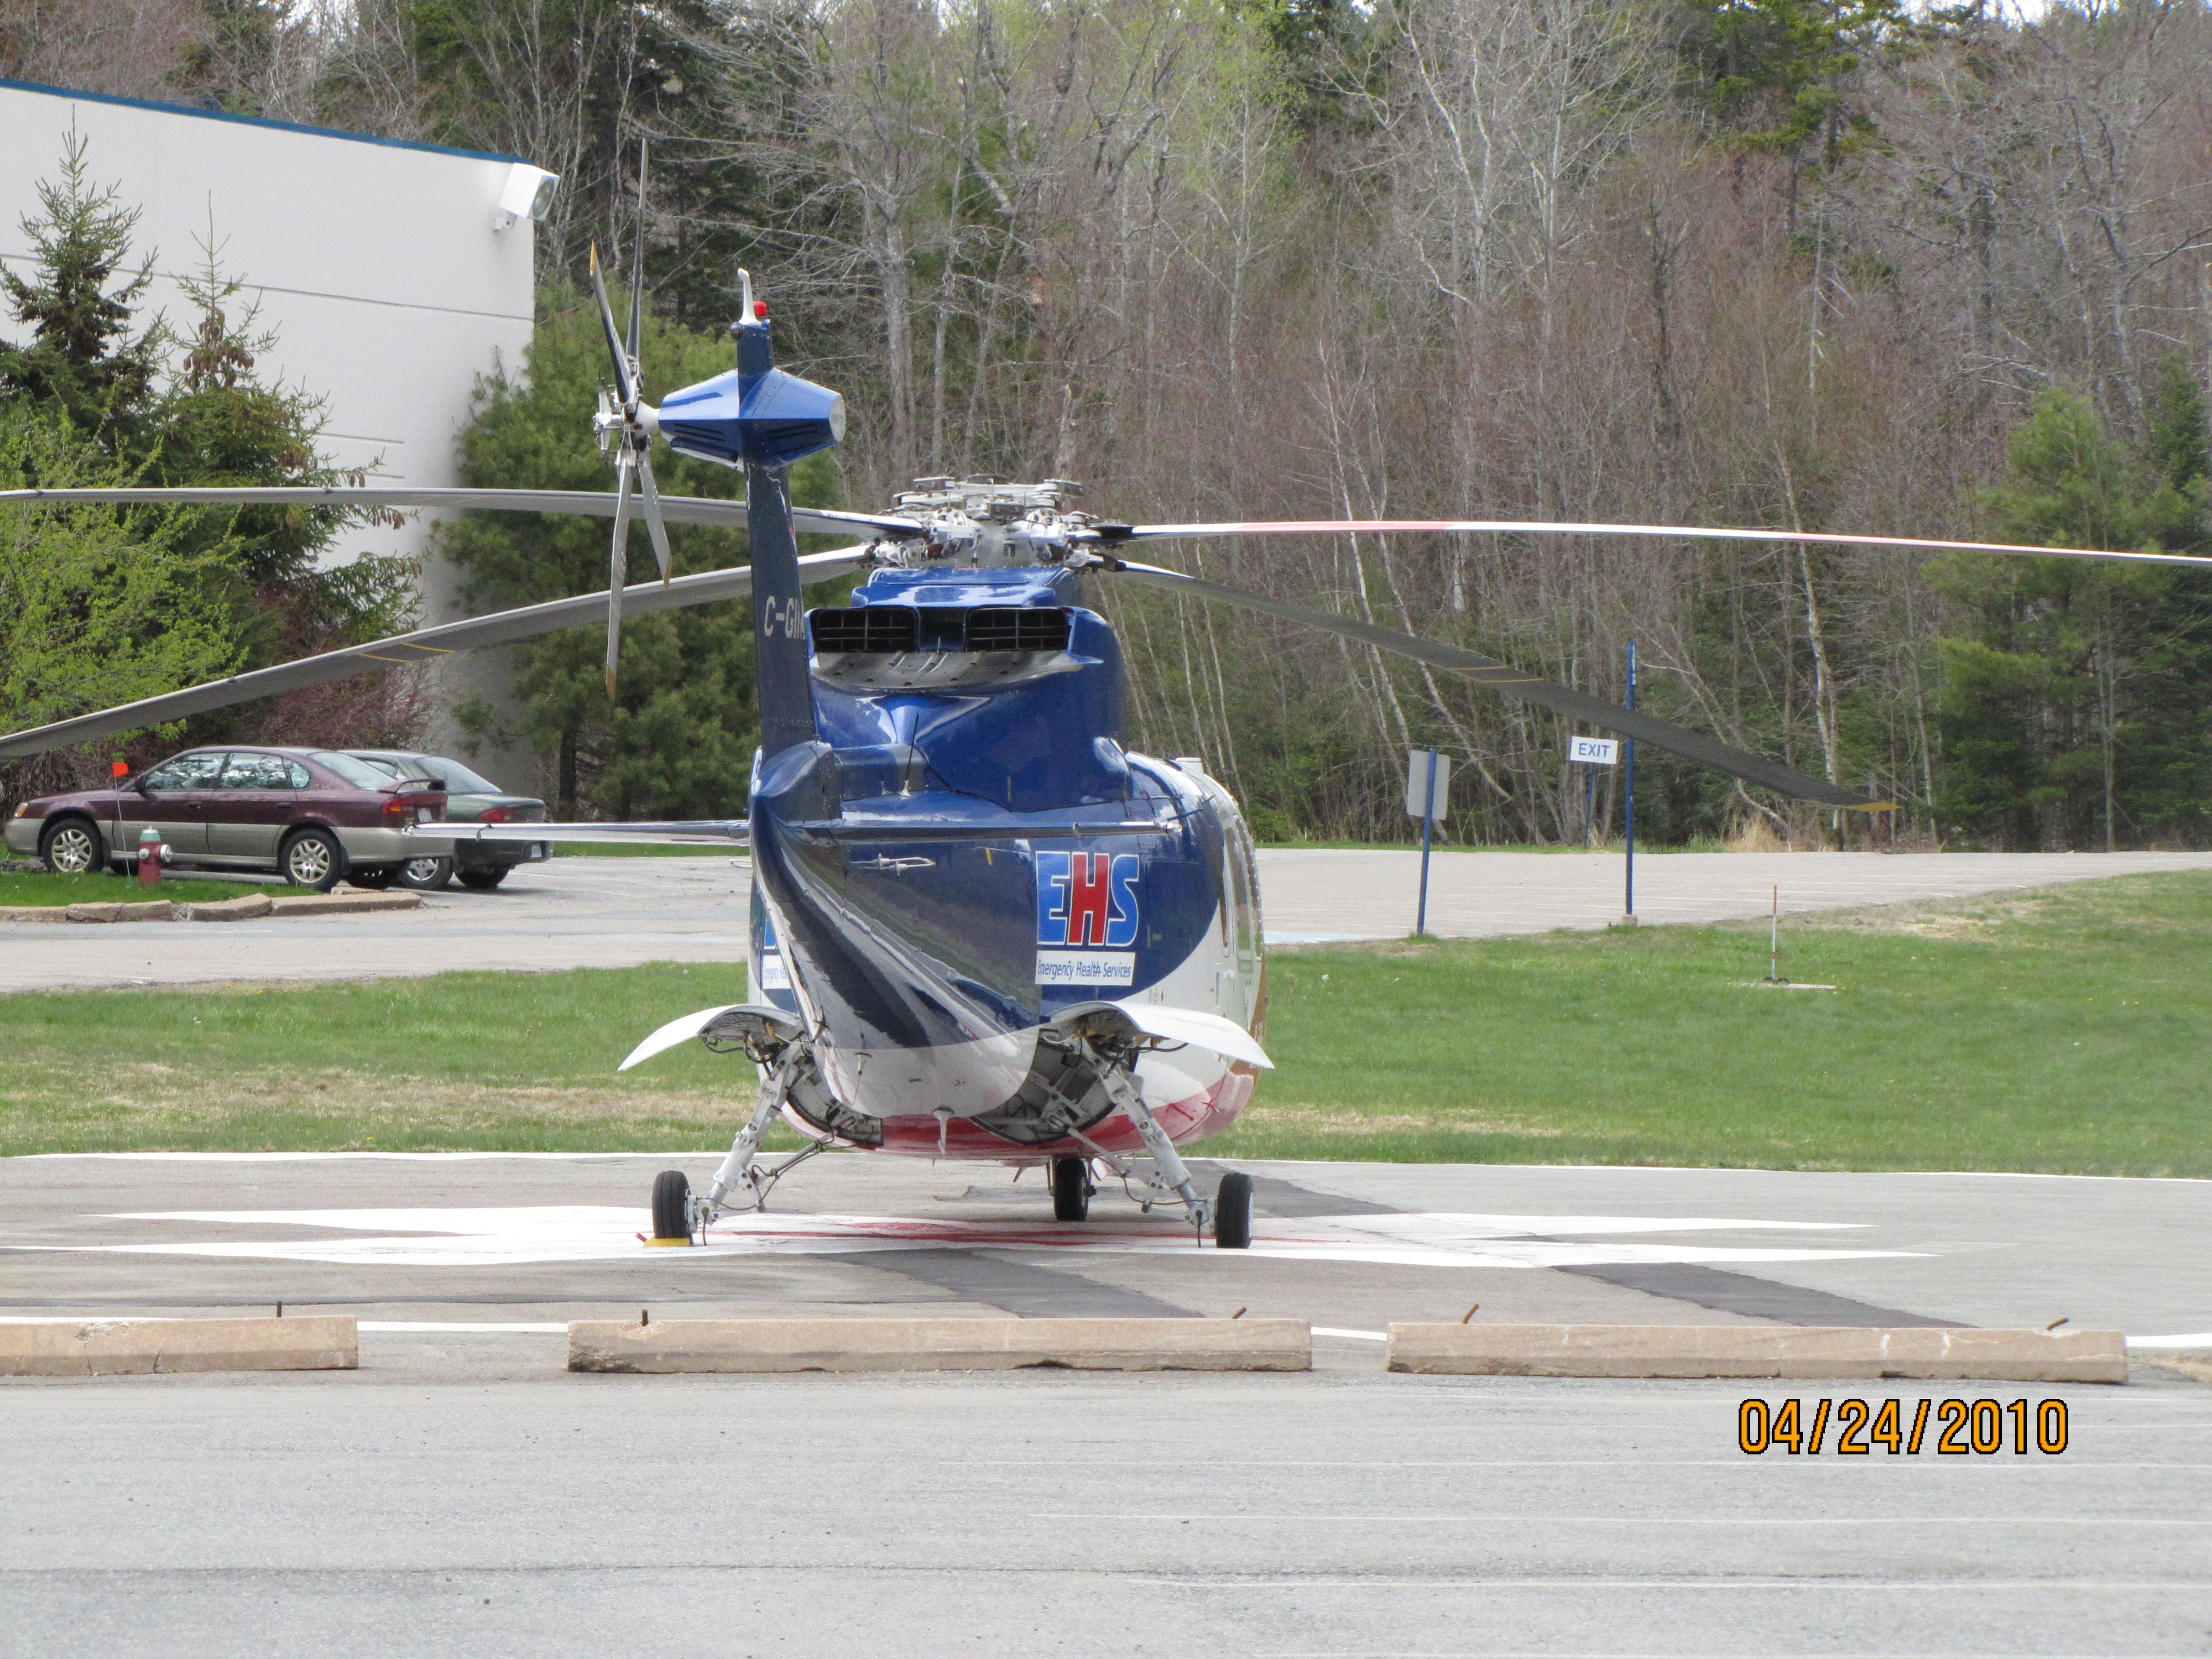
[587,243,637,409]
[635,452,672,585]
[606,452,635,700]
[627,140,647,368]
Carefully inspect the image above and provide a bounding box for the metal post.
[1623,643,1636,924]
[1415,748,1438,936]
[1584,766,1594,847]
[1768,883,1780,983]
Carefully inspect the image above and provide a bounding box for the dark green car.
[346,751,550,891]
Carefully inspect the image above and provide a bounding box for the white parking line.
[358,1320,567,1333]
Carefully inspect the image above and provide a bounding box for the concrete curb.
[569,1317,1312,1374]
[62,899,176,924]
[0,906,67,923]
[1386,1323,2128,1384]
[267,891,422,917]
[0,1316,358,1376]
[184,894,273,921]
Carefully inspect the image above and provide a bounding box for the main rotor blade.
[1099,518,2212,570]
[0,486,927,541]
[0,547,869,760]
[1109,560,1885,810]
[607,453,635,700]
[627,141,647,369]
[419,820,748,848]
[635,452,673,584]
[588,243,638,409]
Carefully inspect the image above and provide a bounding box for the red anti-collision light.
[753,300,768,319]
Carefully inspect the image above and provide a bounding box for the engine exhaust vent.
[810,608,920,654]
[964,607,1072,653]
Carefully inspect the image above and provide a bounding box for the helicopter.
[2,202,2192,1248]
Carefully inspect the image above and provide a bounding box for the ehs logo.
[1036,852,1140,949]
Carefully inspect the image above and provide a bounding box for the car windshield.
[310,751,400,790]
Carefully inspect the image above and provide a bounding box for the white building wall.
[0,77,542,787]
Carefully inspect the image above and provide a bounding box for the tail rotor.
[586,140,670,700]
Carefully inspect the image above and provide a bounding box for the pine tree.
[0,125,166,447]
[1934,378,2212,848]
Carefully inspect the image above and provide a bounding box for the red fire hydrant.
[137,826,168,889]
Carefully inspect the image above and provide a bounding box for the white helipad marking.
[0,1207,1925,1271]
[1313,1327,1389,1341]
[2131,1333,2212,1350]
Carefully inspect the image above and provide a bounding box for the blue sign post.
[1624,641,1637,925]
[1405,748,1449,937]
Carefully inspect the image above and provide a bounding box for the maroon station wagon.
[6,748,447,891]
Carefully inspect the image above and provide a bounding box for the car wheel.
[280,828,345,891]
[348,865,398,889]
[456,865,509,890]
[38,817,104,875]
[397,855,453,891]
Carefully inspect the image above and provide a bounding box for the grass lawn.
[2,870,2208,1171]
[0,870,272,907]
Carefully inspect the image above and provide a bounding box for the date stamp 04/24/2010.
[1739,1397,2070,1457]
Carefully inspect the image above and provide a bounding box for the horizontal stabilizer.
[1050,1000,1273,1069]
[619,1003,802,1071]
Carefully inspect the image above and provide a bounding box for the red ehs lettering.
[1067,853,1113,946]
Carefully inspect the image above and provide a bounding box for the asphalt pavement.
[4,1154,2208,1656]
[4,848,2211,992]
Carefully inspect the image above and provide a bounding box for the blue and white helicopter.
[3,220,2186,1247]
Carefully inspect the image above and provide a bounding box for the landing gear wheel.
[651,1169,693,1243]
[1050,1155,1093,1222]
[1213,1171,1253,1249]
[457,865,509,890]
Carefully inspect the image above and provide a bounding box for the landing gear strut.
[1055,1022,1253,1248]
[650,1006,828,1241]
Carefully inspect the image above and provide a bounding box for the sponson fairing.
[744,564,1264,1156]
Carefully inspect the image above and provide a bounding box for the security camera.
[494,163,560,230]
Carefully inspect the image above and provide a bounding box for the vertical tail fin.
[722,273,846,757]
[744,456,817,754]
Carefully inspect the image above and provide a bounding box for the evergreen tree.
[0,126,165,448]
[443,288,838,818]
[0,414,239,802]
[149,235,419,677]
[0,134,422,776]
[1934,378,2212,848]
